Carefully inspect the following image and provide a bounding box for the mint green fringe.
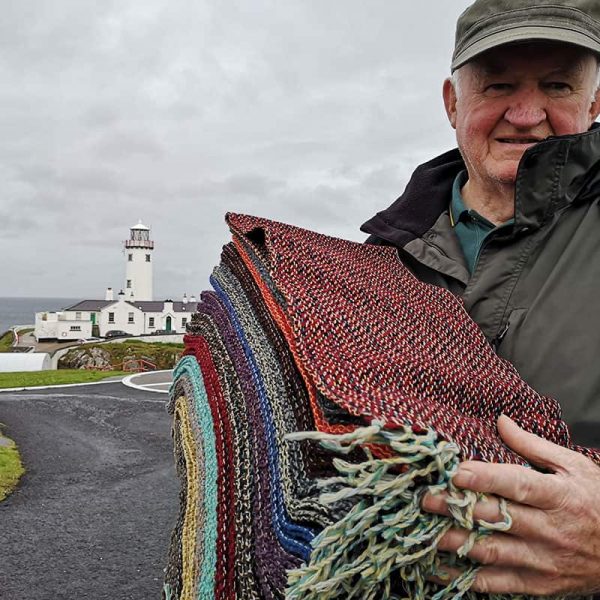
[284,421,568,600]
[163,583,172,600]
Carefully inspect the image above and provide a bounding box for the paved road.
[0,382,178,600]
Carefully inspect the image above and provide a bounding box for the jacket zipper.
[466,228,516,353]
[491,322,509,353]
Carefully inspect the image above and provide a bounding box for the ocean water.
[0,297,80,335]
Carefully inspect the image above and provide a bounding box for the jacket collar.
[361,124,600,246]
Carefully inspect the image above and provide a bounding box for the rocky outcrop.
[59,347,113,370]
[57,342,183,371]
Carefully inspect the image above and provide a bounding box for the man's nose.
[503,87,547,128]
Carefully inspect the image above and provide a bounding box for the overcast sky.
[0,0,473,300]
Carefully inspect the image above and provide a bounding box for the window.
[181,317,187,327]
[128,312,134,324]
[75,312,81,320]
[128,253,133,262]
[108,312,115,324]
[70,325,81,331]
[149,317,155,328]
[126,279,132,289]
[145,254,151,262]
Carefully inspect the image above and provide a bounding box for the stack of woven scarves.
[163,213,600,600]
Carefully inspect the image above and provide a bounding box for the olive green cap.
[452,0,600,71]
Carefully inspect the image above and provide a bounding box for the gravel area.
[0,383,178,600]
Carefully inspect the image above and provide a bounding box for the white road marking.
[122,371,172,394]
[0,379,124,393]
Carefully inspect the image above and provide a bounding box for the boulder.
[59,347,112,370]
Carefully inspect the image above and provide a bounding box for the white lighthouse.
[124,221,154,301]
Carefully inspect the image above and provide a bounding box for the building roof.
[130,220,149,231]
[173,301,199,313]
[64,299,199,313]
[65,300,116,311]
[126,301,199,313]
[126,301,163,312]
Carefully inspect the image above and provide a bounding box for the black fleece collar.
[361,125,600,247]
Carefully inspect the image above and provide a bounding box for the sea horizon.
[0,296,82,334]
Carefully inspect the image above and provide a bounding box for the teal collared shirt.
[450,171,514,274]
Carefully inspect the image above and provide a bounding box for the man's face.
[443,42,600,188]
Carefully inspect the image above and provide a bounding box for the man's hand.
[422,415,600,596]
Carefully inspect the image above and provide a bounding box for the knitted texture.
[163,213,600,600]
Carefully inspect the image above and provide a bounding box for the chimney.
[105,287,114,301]
[164,299,173,313]
[182,293,188,304]
[190,294,197,303]
[118,290,125,302]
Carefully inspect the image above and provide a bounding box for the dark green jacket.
[362,127,600,448]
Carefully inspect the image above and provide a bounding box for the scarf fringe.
[285,421,565,600]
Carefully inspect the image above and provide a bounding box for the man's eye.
[484,83,513,93]
[544,82,571,93]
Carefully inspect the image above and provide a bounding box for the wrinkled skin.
[423,416,600,596]
[443,42,600,223]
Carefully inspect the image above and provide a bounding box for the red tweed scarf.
[227,212,599,465]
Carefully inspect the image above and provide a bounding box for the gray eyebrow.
[479,63,506,77]
[542,64,585,79]
[475,61,584,80]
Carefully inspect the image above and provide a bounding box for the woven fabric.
[191,303,268,595]
[164,213,600,600]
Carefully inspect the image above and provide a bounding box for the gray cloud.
[1,0,471,298]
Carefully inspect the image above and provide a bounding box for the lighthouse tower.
[124,221,154,301]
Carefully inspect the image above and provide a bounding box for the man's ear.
[443,77,458,129]
[589,87,600,126]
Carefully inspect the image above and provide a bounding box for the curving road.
[0,382,178,600]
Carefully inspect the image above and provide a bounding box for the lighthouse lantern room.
[124,221,154,301]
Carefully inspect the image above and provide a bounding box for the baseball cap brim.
[451,25,600,71]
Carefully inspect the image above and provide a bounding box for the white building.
[34,222,198,341]
[0,353,52,373]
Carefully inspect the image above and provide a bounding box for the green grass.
[0,370,126,389]
[0,434,25,502]
[0,331,14,353]
[0,329,34,353]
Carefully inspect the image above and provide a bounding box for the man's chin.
[495,173,518,185]
[489,162,519,186]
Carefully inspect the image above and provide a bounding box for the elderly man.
[362,0,600,596]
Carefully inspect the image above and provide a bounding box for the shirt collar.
[450,170,470,227]
[450,170,506,229]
